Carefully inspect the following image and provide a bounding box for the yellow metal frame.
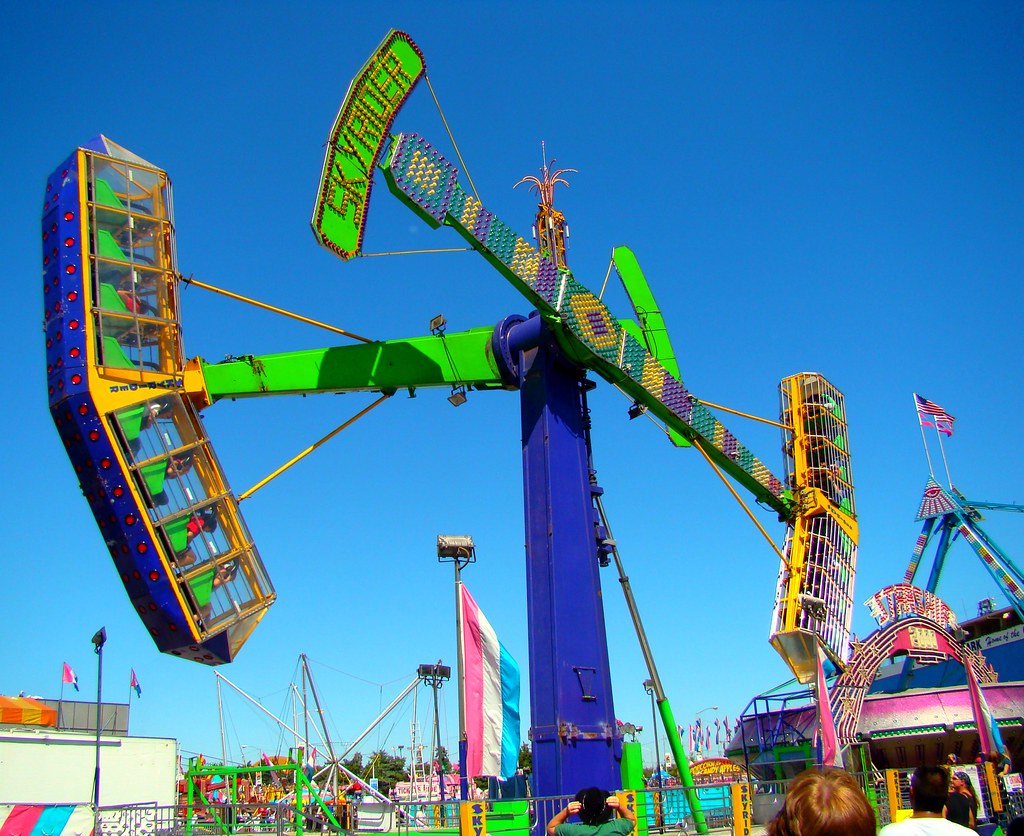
[75,148,275,652]
[770,374,859,680]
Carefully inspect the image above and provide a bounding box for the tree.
[341,752,364,777]
[518,743,532,774]
[364,750,408,797]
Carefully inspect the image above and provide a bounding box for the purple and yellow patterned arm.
[383,132,792,517]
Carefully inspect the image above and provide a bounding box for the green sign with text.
[311,30,424,259]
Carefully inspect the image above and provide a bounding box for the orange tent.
[0,695,58,727]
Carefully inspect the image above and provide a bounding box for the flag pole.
[58,664,65,731]
[455,560,468,801]
[914,394,935,477]
[936,425,954,488]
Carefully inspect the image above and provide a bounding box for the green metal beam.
[613,246,682,380]
[201,327,508,400]
[613,246,689,448]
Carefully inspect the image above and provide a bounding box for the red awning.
[0,696,58,727]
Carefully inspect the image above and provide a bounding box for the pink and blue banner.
[461,585,520,779]
[966,662,1004,756]
[0,805,93,836]
[816,646,842,768]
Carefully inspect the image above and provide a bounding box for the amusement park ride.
[904,478,1024,621]
[729,453,1024,780]
[42,31,860,814]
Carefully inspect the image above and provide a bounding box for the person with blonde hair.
[767,768,876,836]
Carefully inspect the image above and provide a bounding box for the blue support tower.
[498,314,622,798]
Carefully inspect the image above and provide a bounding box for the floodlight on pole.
[436,535,476,560]
[437,535,476,800]
[418,661,451,815]
[448,385,468,407]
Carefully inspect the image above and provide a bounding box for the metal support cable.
[180,274,373,343]
[593,494,663,696]
[424,73,480,200]
[691,438,792,570]
[360,247,474,257]
[238,393,392,501]
[696,398,792,430]
[593,494,710,835]
[597,256,615,301]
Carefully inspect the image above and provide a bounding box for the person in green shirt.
[546,788,636,836]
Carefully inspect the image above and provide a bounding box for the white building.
[0,696,176,807]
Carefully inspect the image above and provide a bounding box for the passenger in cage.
[139,398,171,431]
[766,769,875,836]
[175,506,219,567]
[147,450,196,508]
[166,450,196,478]
[189,558,238,620]
[117,282,154,315]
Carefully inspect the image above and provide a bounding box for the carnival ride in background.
[42,30,859,816]
[729,436,1024,785]
[903,478,1024,624]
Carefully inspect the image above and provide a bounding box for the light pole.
[437,534,476,800]
[693,706,718,757]
[643,680,664,831]
[91,626,107,832]
[418,662,451,814]
[643,680,662,787]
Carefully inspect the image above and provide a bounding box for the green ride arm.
[658,698,709,835]
[199,327,508,400]
[613,246,682,380]
[613,245,689,448]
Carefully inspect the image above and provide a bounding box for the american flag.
[914,394,955,436]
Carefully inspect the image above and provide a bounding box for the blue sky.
[3,2,1022,771]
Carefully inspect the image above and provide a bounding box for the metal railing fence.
[72,770,1022,836]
